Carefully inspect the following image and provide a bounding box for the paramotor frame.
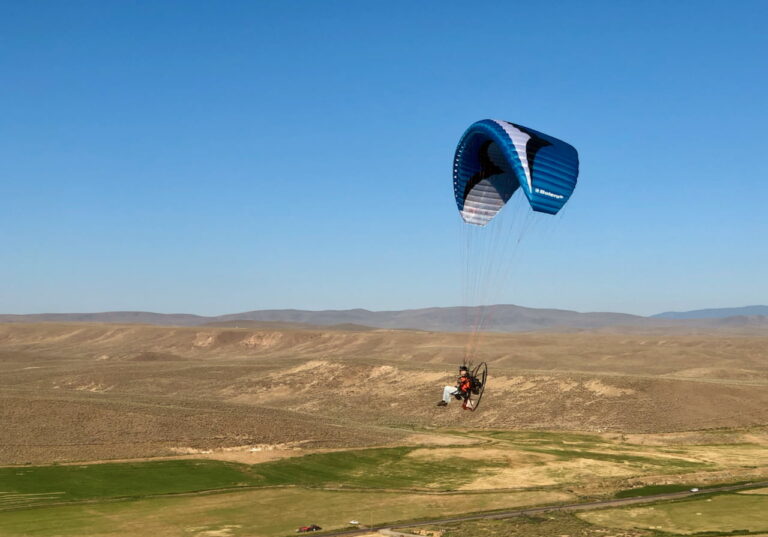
[463,362,487,411]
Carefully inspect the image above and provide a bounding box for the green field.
[0,460,258,507]
[0,487,570,537]
[0,446,508,506]
[579,492,768,534]
[251,446,506,489]
[614,483,698,498]
[0,447,566,537]
[2,429,768,537]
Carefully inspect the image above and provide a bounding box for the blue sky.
[2,1,766,316]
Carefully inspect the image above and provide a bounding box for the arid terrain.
[1,322,768,536]
[1,322,767,464]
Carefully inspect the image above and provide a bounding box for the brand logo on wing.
[535,188,564,200]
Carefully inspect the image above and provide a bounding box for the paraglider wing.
[453,119,579,225]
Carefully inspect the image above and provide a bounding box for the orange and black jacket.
[456,375,472,394]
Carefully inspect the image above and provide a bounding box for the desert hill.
[1,322,767,465]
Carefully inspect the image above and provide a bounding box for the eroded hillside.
[1,323,767,464]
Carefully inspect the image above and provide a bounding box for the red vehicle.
[297,525,322,532]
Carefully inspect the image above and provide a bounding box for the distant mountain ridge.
[0,311,208,326]
[1,304,766,333]
[652,305,768,319]
[213,305,645,332]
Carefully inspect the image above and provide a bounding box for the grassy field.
[0,460,258,507]
[250,446,507,489]
[0,446,569,536]
[0,487,571,537]
[2,429,768,536]
[421,429,756,494]
[578,491,768,534]
[614,483,699,498]
[416,489,768,537]
[0,446,508,502]
[4,429,755,503]
[481,430,709,469]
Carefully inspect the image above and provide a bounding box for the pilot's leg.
[442,385,458,403]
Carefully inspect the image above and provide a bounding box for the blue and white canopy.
[453,119,579,225]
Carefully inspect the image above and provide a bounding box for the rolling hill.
[1,304,766,333]
[1,321,767,464]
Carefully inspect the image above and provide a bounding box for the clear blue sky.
[2,1,766,316]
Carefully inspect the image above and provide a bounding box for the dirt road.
[318,481,768,537]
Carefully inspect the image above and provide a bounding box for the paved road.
[316,481,768,537]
